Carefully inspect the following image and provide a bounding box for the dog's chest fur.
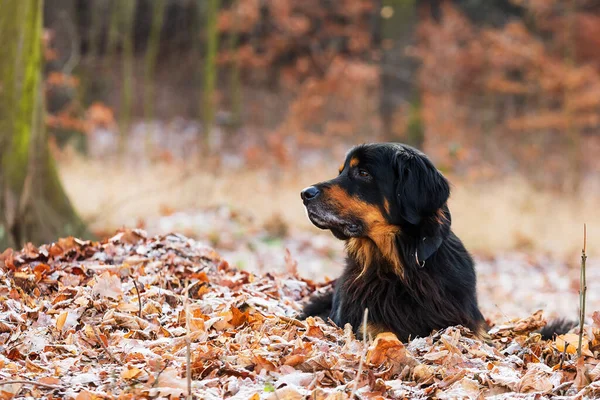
[330,232,484,341]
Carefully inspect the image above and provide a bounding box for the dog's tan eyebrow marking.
[350,157,360,168]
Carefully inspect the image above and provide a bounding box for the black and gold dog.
[299,143,486,340]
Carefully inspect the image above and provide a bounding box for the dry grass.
[58,157,599,260]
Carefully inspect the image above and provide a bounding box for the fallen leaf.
[367,332,416,378]
[151,367,187,398]
[516,363,553,393]
[555,333,593,357]
[231,306,249,327]
[574,356,591,390]
[412,364,435,383]
[92,271,123,300]
[121,366,143,380]
[56,311,68,331]
[254,355,277,373]
[593,311,600,328]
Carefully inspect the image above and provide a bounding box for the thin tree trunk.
[378,0,422,148]
[119,0,137,158]
[202,0,221,152]
[228,0,242,130]
[143,0,167,156]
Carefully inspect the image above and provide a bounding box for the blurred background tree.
[34,0,598,185]
[0,0,87,249]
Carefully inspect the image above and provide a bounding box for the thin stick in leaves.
[352,308,369,399]
[578,224,587,358]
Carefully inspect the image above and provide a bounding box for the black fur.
[300,143,486,341]
[539,319,577,340]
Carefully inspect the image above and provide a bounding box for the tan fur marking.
[364,323,387,339]
[383,198,391,215]
[327,186,403,278]
[338,164,345,174]
[435,207,449,225]
[347,238,375,277]
[350,157,360,168]
[476,323,491,342]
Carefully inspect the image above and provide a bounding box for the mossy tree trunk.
[0,0,88,250]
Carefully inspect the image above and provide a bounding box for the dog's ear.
[416,204,451,263]
[395,152,450,225]
[395,149,451,265]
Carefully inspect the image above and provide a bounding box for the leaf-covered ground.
[1,230,600,399]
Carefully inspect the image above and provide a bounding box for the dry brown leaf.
[305,325,326,339]
[56,311,68,331]
[367,332,416,379]
[92,271,123,300]
[575,356,592,390]
[283,354,307,367]
[367,332,407,365]
[516,364,553,393]
[266,387,304,400]
[121,366,143,380]
[423,350,449,361]
[231,306,249,327]
[74,391,96,400]
[25,359,47,373]
[593,311,600,327]
[412,364,435,384]
[151,367,187,398]
[555,333,593,357]
[513,310,546,333]
[0,321,13,333]
[253,355,277,373]
[38,377,60,385]
[589,361,600,381]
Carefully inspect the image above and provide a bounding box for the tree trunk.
[202,0,221,152]
[377,0,423,148]
[0,0,88,250]
[120,0,137,158]
[143,0,167,155]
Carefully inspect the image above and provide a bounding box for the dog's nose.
[301,186,320,201]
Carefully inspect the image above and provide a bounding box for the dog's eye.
[357,169,371,179]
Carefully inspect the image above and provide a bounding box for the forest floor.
[23,136,598,398]
[1,230,600,399]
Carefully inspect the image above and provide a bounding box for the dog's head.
[301,143,451,270]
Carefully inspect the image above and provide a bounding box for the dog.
[300,143,574,341]
[299,143,487,341]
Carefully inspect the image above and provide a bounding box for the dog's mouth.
[306,207,362,240]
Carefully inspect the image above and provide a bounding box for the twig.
[552,380,573,394]
[133,279,143,319]
[559,341,568,370]
[152,360,170,388]
[0,380,61,390]
[352,308,369,399]
[185,279,192,400]
[578,224,588,358]
[92,325,123,365]
[278,315,306,328]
